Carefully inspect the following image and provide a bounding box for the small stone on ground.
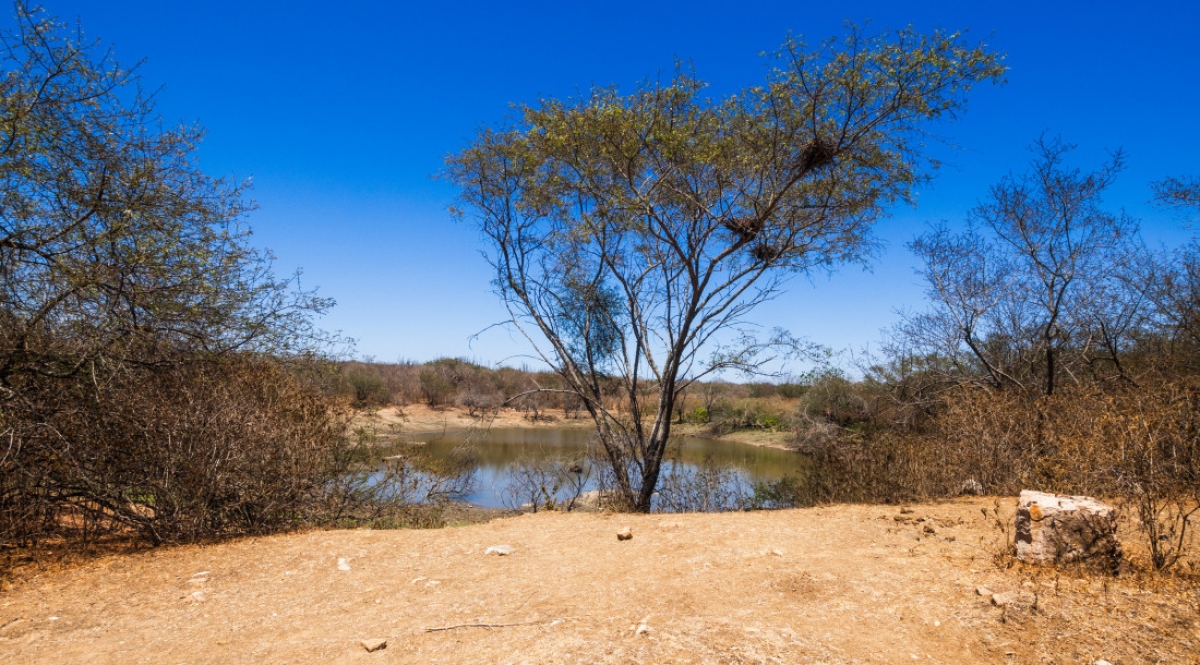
[360,638,387,652]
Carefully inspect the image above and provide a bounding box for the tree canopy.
[448,26,1004,511]
[0,3,330,403]
[901,136,1140,395]
[0,3,345,548]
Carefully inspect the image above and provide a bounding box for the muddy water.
[395,427,808,508]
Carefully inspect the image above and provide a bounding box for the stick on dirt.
[423,620,545,633]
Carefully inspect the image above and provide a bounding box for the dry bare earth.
[355,405,593,438]
[1,499,1197,664]
[357,405,796,450]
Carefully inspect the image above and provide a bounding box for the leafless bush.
[807,382,1200,571]
[656,456,751,513]
[500,455,590,512]
[1,356,352,548]
[325,439,476,527]
[1131,491,1198,571]
[457,389,501,418]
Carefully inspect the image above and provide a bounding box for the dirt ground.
[2,498,1197,664]
[357,405,592,437]
[356,405,795,451]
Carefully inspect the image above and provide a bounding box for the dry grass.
[1,498,1197,663]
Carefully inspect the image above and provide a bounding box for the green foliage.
[776,383,807,399]
[0,5,331,397]
[707,399,790,434]
[798,371,872,428]
[748,383,777,399]
[448,25,1003,512]
[418,369,456,406]
[346,368,390,407]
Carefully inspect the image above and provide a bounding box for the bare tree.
[447,27,1003,511]
[1153,176,1200,215]
[901,137,1144,395]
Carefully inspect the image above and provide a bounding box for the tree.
[1137,175,1200,367]
[447,27,1003,511]
[901,137,1143,395]
[0,2,329,404]
[0,3,338,547]
[1153,176,1200,213]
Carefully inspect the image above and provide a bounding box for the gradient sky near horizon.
[30,1,1200,372]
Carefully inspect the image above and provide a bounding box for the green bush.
[776,383,807,399]
[346,368,390,407]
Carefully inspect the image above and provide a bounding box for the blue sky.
[33,1,1200,371]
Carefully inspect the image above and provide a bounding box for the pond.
[378,427,809,509]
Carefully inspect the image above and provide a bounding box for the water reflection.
[384,427,807,509]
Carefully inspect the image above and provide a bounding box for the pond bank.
[355,404,798,452]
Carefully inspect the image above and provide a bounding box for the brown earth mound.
[1,499,1196,663]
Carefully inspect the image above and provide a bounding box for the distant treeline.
[331,357,825,429]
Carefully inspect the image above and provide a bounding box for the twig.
[423,620,544,633]
[512,591,537,613]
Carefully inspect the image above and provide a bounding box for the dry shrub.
[327,438,477,528]
[0,355,351,548]
[499,455,590,512]
[812,383,1200,570]
[656,455,751,513]
[804,433,943,504]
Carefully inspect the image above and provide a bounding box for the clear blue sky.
[32,1,1200,371]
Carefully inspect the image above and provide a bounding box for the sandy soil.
[356,405,593,438]
[2,498,1196,664]
[355,405,795,451]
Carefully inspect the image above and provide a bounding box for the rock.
[337,558,351,571]
[923,524,936,534]
[1014,490,1121,567]
[1095,661,1112,665]
[975,586,993,597]
[189,591,207,603]
[899,507,915,514]
[991,592,1013,607]
[485,545,515,556]
[360,638,387,652]
[617,527,633,541]
[960,479,985,496]
[634,623,650,636]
